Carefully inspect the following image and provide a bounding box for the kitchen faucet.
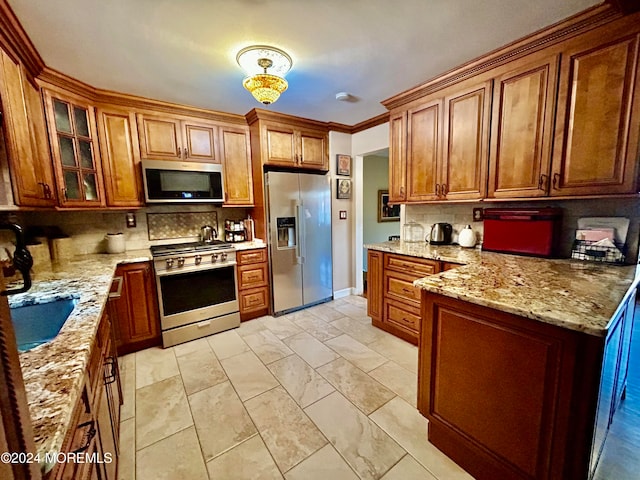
[0,223,33,295]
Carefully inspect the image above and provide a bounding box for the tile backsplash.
[405,197,640,263]
[6,205,248,256]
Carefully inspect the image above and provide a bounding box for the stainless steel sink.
[10,298,78,352]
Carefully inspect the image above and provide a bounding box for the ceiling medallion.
[236,45,292,105]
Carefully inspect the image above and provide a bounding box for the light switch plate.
[126,212,137,228]
[339,210,347,220]
[473,208,483,222]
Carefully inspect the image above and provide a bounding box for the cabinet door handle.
[295,154,299,163]
[72,420,96,453]
[552,173,560,190]
[104,356,118,385]
[400,186,405,196]
[184,148,189,158]
[442,183,448,195]
[44,183,52,199]
[539,174,548,191]
[177,147,182,158]
[37,182,46,199]
[61,188,67,200]
[435,184,440,196]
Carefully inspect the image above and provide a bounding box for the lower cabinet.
[418,288,637,480]
[367,250,439,345]
[48,314,121,480]
[109,261,161,355]
[237,248,269,320]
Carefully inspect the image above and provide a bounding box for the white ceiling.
[9,0,601,126]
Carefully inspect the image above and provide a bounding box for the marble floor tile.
[262,315,303,339]
[244,328,294,364]
[331,316,389,345]
[220,350,279,401]
[135,346,180,389]
[188,381,257,461]
[369,396,473,479]
[368,334,419,374]
[292,313,343,342]
[316,358,395,415]
[176,347,227,395]
[284,444,359,480]
[334,303,369,319]
[268,354,335,408]
[342,295,368,307]
[207,328,250,359]
[136,426,208,480]
[117,418,135,480]
[237,316,268,337]
[324,334,387,372]
[284,332,340,368]
[245,386,327,472]
[307,303,345,322]
[369,361,418,407]
[380,454,438,480]
[120,354,136,421]
[206,435,283,480]
[135,375,193,450]
[305,391,406,480]
[173,337,211,357]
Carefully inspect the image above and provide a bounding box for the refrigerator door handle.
[295,203,303,264]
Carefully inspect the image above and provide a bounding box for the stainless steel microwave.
[142,159,225,203]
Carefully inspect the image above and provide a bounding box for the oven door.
[155,263,239,330]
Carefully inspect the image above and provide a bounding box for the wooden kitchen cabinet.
[368,251,439,344]
[137,113,219,163]
[109,262,161,355]
[366,250,384,322]
[42,88,106,207]
[96,105,144,207]
[389,79,489,203]
[237,248,270,321]
[0,48,56,206]
[550,30,640,196]
[219,124,254,206]
[247,109,329,171]
[488,56,559,198]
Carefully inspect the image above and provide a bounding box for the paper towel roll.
[50,237,74,261]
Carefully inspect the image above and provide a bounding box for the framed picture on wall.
[336,154,352,176]
[378,190,400,222]
[337,179,352,199]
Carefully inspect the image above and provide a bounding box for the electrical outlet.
[473,208,483,222]
[126,212,137,228]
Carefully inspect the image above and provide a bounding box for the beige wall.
[329,131,353,295]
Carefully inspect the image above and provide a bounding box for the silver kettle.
[428,223,453,245]
[200,225,216,244]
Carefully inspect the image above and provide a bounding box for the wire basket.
[571,239,626,264]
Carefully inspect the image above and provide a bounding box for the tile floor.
[116,295,640,480]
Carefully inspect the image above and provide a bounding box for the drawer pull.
[248,297,261,305]
[197,321,211,328]
[72,420,96,454]
[401,287,414,294]
[104,356,118,385]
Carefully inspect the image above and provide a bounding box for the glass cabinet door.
[48,95,103,205]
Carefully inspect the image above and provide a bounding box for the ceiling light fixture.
[236,45,292,105]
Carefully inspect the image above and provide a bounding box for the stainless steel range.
[151,241,240,347]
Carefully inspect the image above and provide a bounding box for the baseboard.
[333,288,355,299]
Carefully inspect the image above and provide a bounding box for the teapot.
[427,223,452,245]
[200,225,217,244]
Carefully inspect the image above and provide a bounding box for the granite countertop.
[10,249,151,472]
[365,241,638,337]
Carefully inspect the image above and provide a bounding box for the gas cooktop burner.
[150,240,232,256]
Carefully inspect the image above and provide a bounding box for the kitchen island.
[366,241,638,480]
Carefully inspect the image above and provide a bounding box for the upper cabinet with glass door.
[43,89,106,207]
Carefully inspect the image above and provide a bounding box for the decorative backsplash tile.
[147,211,218,240]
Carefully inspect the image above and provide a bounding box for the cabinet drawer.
[238,263,268,289]
[237,248,267,265]
[384,270,421,305]
[384,298,421,333]
[239,286,270,313]
[385,253,439,276]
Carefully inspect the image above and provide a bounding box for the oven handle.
[155,261,237,277]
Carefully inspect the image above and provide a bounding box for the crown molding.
[245,108,329,131]
[382,3,624,110]
[0,0,44,82]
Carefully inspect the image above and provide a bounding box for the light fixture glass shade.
[242,74,288,105]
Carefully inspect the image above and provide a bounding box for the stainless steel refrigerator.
[265,171,333,314]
